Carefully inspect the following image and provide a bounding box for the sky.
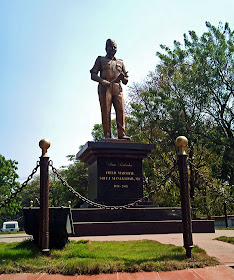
[1,0,234,182]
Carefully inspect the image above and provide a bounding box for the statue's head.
[105,39,117,57]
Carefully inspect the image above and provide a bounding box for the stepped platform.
[71,207,215,236]
[71,207,183,222]
[72,141,216,237]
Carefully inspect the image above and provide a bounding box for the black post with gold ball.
[39,139,50,255]
[176,136,194,258]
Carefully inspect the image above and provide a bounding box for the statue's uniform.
[90,55,128,138]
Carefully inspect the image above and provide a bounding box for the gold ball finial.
[68,201,71,207]
[30,200,34,207]
[176,136,188,155]
[39,139,50,157]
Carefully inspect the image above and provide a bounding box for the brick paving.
[0,266,234,280]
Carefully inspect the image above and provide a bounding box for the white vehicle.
[1,221,19,232]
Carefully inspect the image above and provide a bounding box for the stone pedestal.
[76,141,156,206]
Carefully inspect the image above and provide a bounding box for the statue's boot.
[118,135,131,140]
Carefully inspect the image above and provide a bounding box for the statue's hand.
[101,80,111,87]
[113,73,124,83]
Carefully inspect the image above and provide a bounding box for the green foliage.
[92,120,119,141]
[21,156,88,208]
[0,155,21,216]
[1,155,88,226]
[127,21,234,217]
[91,123,104,141]
[157,21,234,186]
[53,155,88,208]
[20,175,40,207]
[215,236,234,244]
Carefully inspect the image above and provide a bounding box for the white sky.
[1,0,234,182]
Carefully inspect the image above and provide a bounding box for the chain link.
[188,158,234,203]
[0,161,40,209]
[49,160,176,210]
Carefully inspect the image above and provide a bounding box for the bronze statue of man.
[90,39,130,140]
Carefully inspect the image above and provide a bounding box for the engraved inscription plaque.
[97,158,143,204]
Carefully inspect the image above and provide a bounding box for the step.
[72,220,215,236]
[71,207,183,222]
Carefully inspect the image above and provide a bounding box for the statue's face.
[106,43,117,57]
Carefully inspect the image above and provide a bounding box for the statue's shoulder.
[95,56,108,65]
[96,56,106,61]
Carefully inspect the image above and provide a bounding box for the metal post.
[39,139,50,254]
[176,136,194,258]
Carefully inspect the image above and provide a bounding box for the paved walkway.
[1,230,234,279]
[0,266,234,280]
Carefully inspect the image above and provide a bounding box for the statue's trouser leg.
[112,92,125,137]
[98,88,112,138]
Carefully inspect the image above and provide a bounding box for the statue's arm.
[91,72,103,83]
[91,73,110,86]
[90,57,110,86]
[121,62,128,85]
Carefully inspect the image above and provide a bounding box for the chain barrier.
[188,158,234,203]
[0,161,40,209]
[49,160,176,210]
[2,156,232,211]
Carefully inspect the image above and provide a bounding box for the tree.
[21,155,88,208]
[127,21,234,217]
[0,155,21,227]
[156,21,234,187]
[92,123,104,141]
[57,155,88,208]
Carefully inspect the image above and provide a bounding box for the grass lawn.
[0,239,219,275]
[0,231,25,235]
[216,228,234,230]
[215,236,234,245]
